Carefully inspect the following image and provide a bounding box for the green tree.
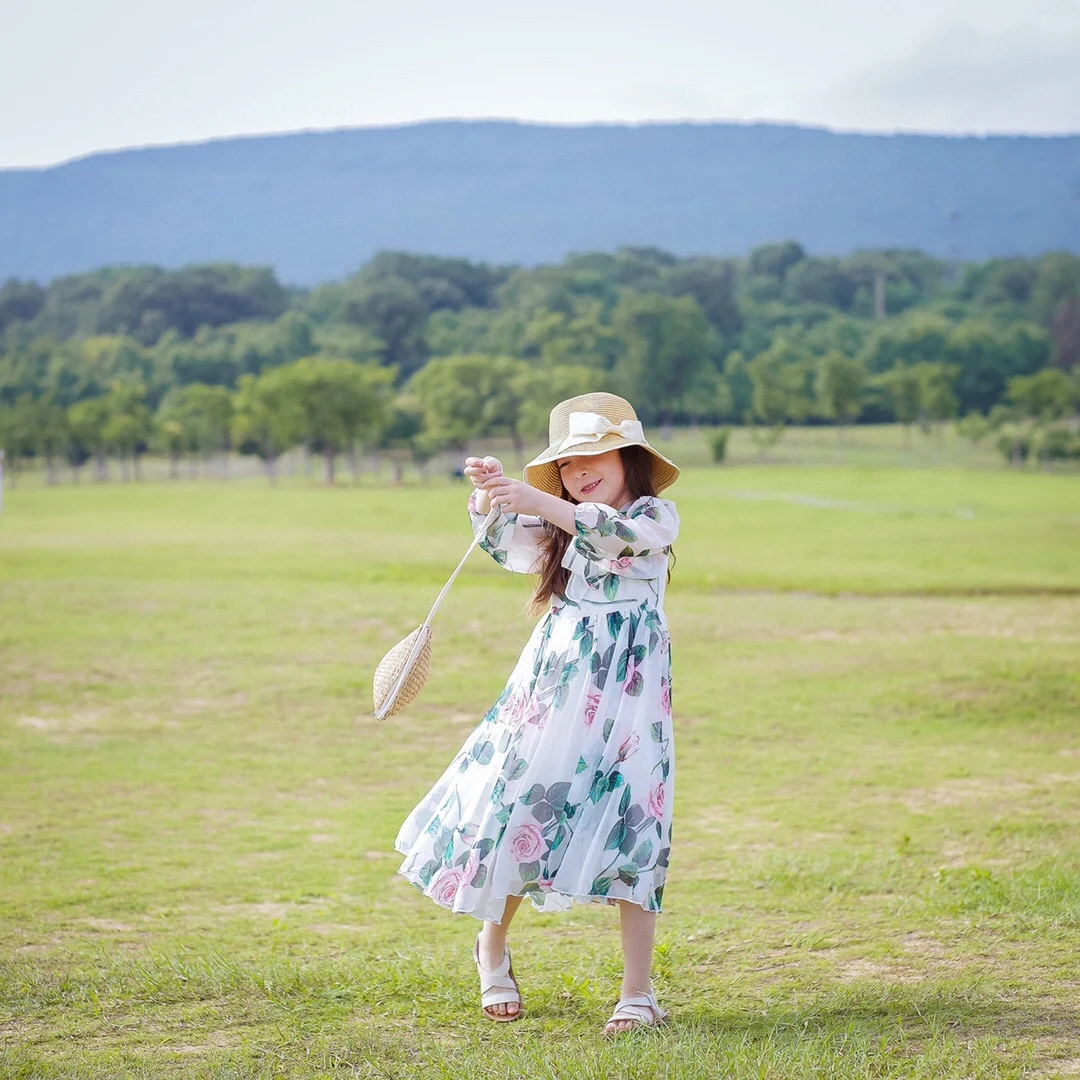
[1007,369,1076,422]
[913,362,960,443]
[876,365,922,449]
[815,353,865,453]
[745,341,812,453]
[407,355,493,455]
[231,369,305,483]
[343,277,428,377]
[68,396,113,481]
[102,381,152,481]
[287,358,394,484]
[612,293,712,431]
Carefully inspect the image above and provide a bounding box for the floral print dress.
[394,491,679,923]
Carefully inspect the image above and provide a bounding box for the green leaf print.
[618,784,631,816]
[602,714,616,741]
[425,815,441,836]
[619,827,638,855]
[589,771,607,804]
[496,806,512,826]
[519,860,540,883]
[551,823,568,851]
[552,683,569,710]
[507,758,528,782]
[617,864,640,887]
[613,521,638,542]
[491,777,506,804]
[490,549,507,566]
[443,838,455,865]
[418,859,440,887]
[532,801,556,824]
[470,864,488,888]
[650,721,664,743]
[473,740,495,765]
[591,875,613,896]
[522,783,545,805]
[626,670,644,696]
[576,755,588,774]
[624,804,644,829]
[616,648,631,683]
[455,850,471,868]
[607,770,624,791]
[578,630,594,658]
[606,611,625,638]
[602,574,619,601]
[475,838,495,860]
[604,821,626,851]
[597,513,617,537]
[632,644,647,665]
[547,782,571,807]
[618,545,635,558]
[632,840,654,867]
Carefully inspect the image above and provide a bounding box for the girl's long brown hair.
[528,445,671,615]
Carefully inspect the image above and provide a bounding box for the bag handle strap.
[421,506,499,630]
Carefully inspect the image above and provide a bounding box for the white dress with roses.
[394,492,678,923]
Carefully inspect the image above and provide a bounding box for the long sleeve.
[570,497,679,575]
[468,490,546,574]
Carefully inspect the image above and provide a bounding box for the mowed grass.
[1,464,1078,1079]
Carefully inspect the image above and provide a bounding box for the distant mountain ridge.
[1,120,1078,286]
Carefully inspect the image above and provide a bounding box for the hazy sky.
[2,0,1078,168]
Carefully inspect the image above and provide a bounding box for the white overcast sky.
[2,0,1078,168]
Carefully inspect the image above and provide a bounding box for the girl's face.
[557,450,630,508]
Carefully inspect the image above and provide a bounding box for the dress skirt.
[394,494,679,924]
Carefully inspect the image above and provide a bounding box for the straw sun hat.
[523,392,680,497]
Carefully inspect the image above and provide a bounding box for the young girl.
[394,392,680,1036]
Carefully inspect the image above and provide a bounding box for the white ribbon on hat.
[559,411,645,453]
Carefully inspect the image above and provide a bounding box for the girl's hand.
[463,456,503,490]
[482,475,548,517]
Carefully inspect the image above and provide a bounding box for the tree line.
[1,244,1078,480]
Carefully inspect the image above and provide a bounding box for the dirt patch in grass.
[902,773,1080,813]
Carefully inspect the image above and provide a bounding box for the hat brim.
[523,433,680,497]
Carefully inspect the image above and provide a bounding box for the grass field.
[1,462,1079,1078]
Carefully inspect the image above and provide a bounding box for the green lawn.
[1,467,1078,1078]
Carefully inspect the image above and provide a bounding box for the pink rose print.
[503,691,528,730]
[612,556,634,571]
[661,681,671,716]
[509,823,543,862]
[616,732,640,761]
[583,692,601,729]
[432,868,464,904]
[648,782,665,819]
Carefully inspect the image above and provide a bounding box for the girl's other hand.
[482,475,545,517]
[464,456,503,489]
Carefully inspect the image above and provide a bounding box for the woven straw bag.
[371,508,496,720]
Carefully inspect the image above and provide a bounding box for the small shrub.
[996,427,1031,466]
[1037,425,1080,462]
[709,428,730,464]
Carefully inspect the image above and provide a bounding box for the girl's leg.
[477,895,524,1018]
[606,900,658,1034]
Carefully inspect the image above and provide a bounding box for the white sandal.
[603,991,668,1035]
[474,937,524,1022]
